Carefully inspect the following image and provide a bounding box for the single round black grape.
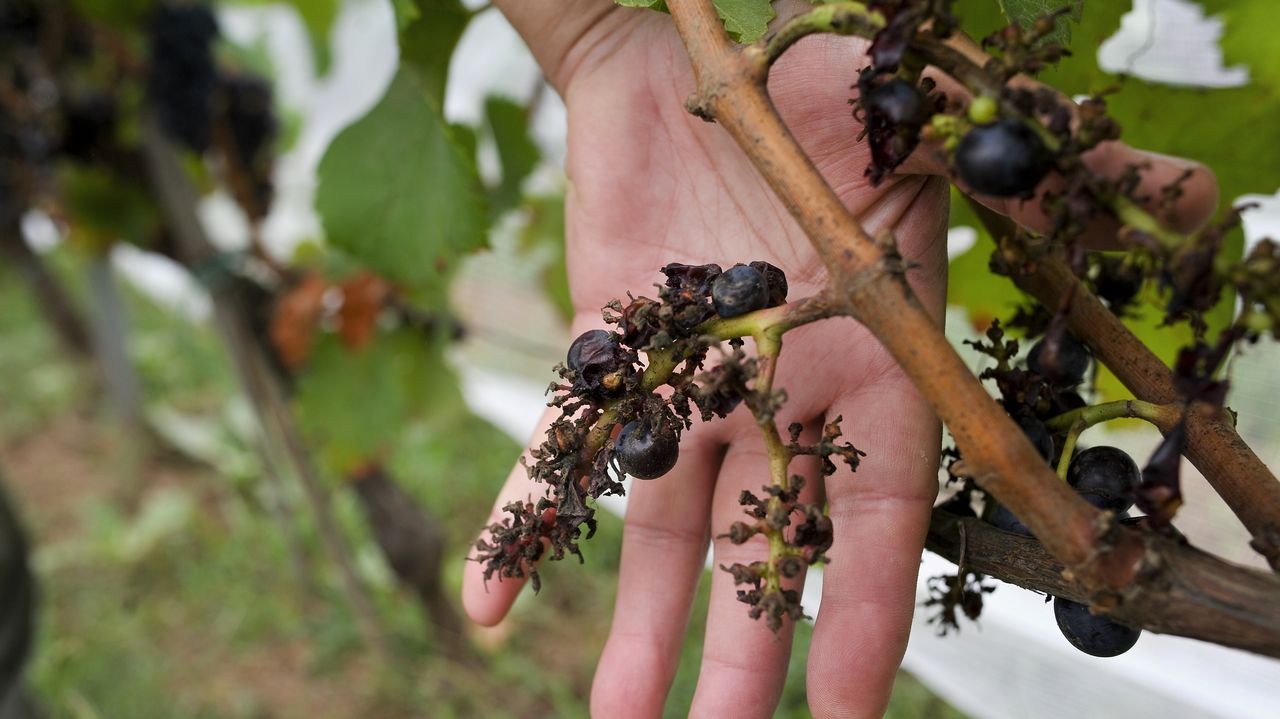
[1016,415,1054,460]
[615,420,679,480]
[1054,597,1141,657]
[990,504,1032,536]
[954,119,1052,198]
[711,264,769,318]
[1068,446,1139,513]
[863,79,930,128]
[1028,334,1091,387]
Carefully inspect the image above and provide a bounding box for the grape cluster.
[147,2,220,151]
[475,259,859,629]
[933,319,1148,655]
[218,73,279,218]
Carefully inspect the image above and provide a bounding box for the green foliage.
[315,67,487,290]
[520,194,574,321]
[1197,0,1280,91]
[69,0,151,27]
[398,0,472,104]
[613,0,775,43]
[486,96,542,219]
[223,0,341,73]
[58,165,159,247]
[294,329,462,472]
[997,0,1083,44]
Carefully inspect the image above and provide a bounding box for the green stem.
[1113,195,1186,249]
[1047,399,1180,480]
[757,3,885,69]
[1045,398,1178,434]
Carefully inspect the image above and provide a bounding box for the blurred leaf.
[485,96,542,219]
[224,0,340,74]
[1197,0,1280,91]
[1105,82,1280,203]
[946,190,1023,331]
[316,66,487,291]
[58,165,159,247]
[997,0,1083,44]
[295,329,462,472]
[612,0,773,42]
[70,0,151,27]
[520,194,573,321]
[269,272,328,370]
[398,0,471,104]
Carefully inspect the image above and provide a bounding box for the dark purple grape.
[60,93,118,163]
[748,260,788,308]
[1029,334,1091,387]
[615,420,679,480]
[860,77,932,184]
[711,264,769,318]
[147,2,220,151]
[1054,597,1141,657]
[864,78,930,127]
[990,504,1031,536]
[1016,415,1054,460]
[954,120,1052,198]
[1068,446,1139,513]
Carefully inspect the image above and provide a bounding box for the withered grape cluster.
[935,321,1148,655]
[474,260,864,628]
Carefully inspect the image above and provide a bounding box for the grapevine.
[471,0,1280,660]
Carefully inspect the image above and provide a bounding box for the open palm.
[462,2,1217,717]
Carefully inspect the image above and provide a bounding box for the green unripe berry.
[968,96,999,125]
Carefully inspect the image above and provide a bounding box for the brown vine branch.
[927,510,1280,658]
[968,199,1280,571]
[664,0,1280,650]
[668,0,1116,585]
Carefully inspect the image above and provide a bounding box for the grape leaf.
[295,329,462,472]
[997,0,1083,45]
[398,0,471,104]
[222,0,341,74]
[611,0,774,43]
[315,67,487,290]
[1196,0,1280,92]
[519,194,573,321]
[713,0,775,42]
[485,96,542,219]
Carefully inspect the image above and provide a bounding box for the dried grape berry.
[566,329,627,400]
[711,264,769,318]
[615,420,679,479]
[954,119,1052,198]
[1068,446,1140,513]
[749,260,788,308]
[1029,333,1091,387]
[1054,597,1141,657]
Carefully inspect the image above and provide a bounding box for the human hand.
[462,2,1218,716]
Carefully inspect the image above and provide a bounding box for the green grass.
[2,246,966,718]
